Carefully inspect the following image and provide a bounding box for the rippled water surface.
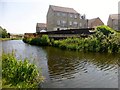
[1,40,119,88]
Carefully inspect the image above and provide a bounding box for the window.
[57,20,60,25]
[73,22,77,25]
[114,20,118,25]
[74,14,77,18]
[80,23,82,27]
[79,15,82,19]
[62,13,66,17]
[69,14,73,17]
[62,20,66,27]
[69,21,72,26]
[73,22,78,27]
[62,20,66,24]
[57,12,60,16]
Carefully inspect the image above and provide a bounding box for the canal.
[1,40,119,88]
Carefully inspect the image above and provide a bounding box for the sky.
[0,0,120,34]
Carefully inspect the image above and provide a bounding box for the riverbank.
[2,52,44,88]
[23,25,120,53]
[0,38,22,41]
[0,38,11,41]
[2,39,119,88]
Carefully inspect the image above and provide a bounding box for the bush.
[51,27,120,53]
[2,52,44,88]
[23,35,50,46]
[23,37,32,44]
[40,35,50,46]
[96,25,115,36]
[23,26,120,53]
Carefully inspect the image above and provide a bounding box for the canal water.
[1,40,119,88]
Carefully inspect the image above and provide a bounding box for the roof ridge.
[50,5,79,14]
[50,5,74,9]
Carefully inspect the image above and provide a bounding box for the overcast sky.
[0,0,119,34]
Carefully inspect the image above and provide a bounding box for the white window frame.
[73,21,77,25]
[80,23,82,27]
[62,20,67,27]
[69,21,72,26]
[62,20,66,24]
[57,20,61,25]
[74,14,77,18]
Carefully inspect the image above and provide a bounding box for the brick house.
[46,5,87,31]
[107,14,120,30]
[36,23,47,33]
[88,17,104,28]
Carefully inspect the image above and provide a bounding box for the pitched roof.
[88,17,98,25]
[36,23,46,28]
[88,17,103,24]
[50,5,79,14]
[109,14,120,20]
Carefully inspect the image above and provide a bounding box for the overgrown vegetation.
[23,35,50,46]
[2,52,44,88]
[23,25,120,53]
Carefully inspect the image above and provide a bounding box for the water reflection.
[2,40,119,88]
[44,47,118,82]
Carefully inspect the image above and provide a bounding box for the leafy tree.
[0,26,10,38]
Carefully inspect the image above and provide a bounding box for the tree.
[0,26,10,38]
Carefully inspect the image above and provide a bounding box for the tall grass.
[2,52,44,88]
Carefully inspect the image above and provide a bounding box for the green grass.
[2,52,44,88]
[0,38,11,41]
[0,38,22,41]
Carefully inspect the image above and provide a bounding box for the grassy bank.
[2,52,44,88]
[0,38,11,41]
[0,38,22,41]
[23,25,120,53]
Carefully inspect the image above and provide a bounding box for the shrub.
[23,35,50,46]
[23,26,120,53]
[23,37,32,44]
[96,25,115,36]
[40,35,50,46]
[30,37,41,45]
